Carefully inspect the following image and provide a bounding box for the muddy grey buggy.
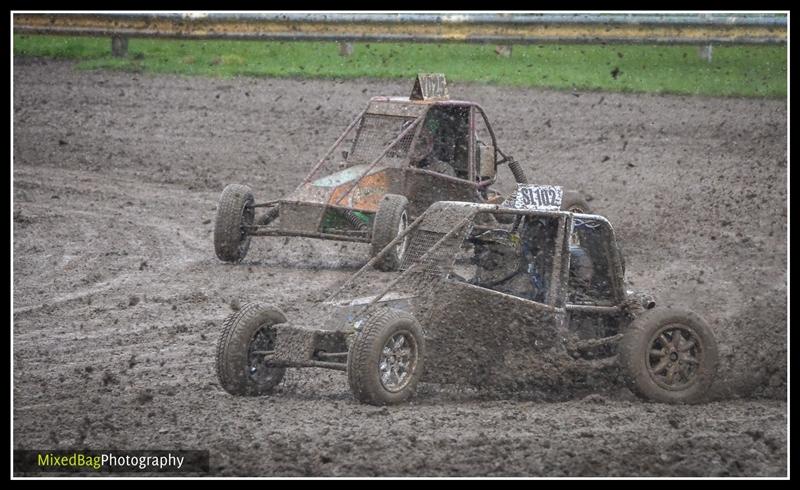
[216,201,718,405]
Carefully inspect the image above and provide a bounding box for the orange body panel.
[327,170,390,212]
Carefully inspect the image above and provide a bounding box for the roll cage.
[325,202,627,319]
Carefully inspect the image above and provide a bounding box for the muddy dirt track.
[13,59,787,477]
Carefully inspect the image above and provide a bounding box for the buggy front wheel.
[619,308,718,404]
[347,309,425,405]
[216,303,287,396]
[214,184,255,263]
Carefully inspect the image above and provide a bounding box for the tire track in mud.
[14,166,212,310]
[13,59,786,476]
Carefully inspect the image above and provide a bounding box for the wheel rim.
[247,325,281,386]
[395,211,409,261]
[646,324,703,391]
[379,330,418,393]
[239,200,255,254]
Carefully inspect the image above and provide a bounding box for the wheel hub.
[646,325,702,391]
[379,331,416,392]
[239,202,255,253]
[248,325,280,384]
[396,211,409,260]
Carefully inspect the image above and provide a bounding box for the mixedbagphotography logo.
[14,450,210,474]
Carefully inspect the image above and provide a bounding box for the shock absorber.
[257,207,279,226]
[508,158,528,184]
[507,157,528,232]
[341,209,368,230]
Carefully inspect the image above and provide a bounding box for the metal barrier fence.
[13,12,787,58]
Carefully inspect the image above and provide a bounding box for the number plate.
[503,184,563,210]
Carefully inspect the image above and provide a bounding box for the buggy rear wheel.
[371,194,409,271]
[216,303,287,396]
[214,184,255,263]
[561,190,592,214]
[347,308,425,405]
[619,308,718,404]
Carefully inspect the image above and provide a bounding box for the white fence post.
[339,42,354,57]
[698,44,713,62]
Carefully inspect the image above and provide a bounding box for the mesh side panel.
[417,203,479,233]
[348,114,416,165]
[399,230,445,271]
[395,270,447,296]
[399,228,465,279]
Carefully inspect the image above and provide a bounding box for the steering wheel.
[470,228,548,301]
[469,229,527,288]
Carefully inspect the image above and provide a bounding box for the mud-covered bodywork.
[262,201,645,387]
[214,74,551,270]
[219,196,721,405]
